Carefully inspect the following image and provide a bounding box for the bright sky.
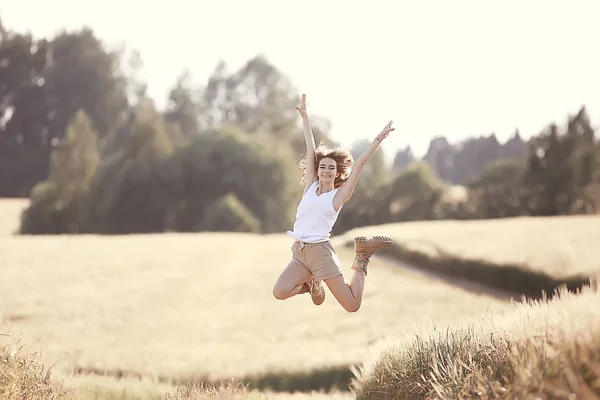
[2,0,599,160]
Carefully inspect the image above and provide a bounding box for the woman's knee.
[343,300,361,313]
[272,284,288,300]
[273,260,311,301]
[324,276,362,312]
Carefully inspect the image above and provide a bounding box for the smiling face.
[300,144,354,189]
[318,157,338,184]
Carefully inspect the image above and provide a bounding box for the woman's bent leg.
[324,236,393,313]
[324,270,365,313]
[273,260,313,300]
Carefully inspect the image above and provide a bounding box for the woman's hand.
[296,94,308,119]
[375,120,395,143]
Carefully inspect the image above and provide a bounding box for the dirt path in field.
[334,234,523,302]
[376,254,523,302]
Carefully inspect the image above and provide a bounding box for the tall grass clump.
[352,284,600,399]
[165,382,267,399]
[0,335,68,399]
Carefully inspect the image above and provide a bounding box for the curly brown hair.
[298,142,355,189]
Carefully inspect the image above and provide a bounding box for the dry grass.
[0,334,68,399]
[164,384,353,400]
[65,375,354,400]
[352,285,600,399]
[340,215,600,278]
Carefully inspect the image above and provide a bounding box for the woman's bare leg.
[324,270,365,312]
[324,236,393,312]
[273,260,313,300]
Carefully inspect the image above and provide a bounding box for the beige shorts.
[289,240,343,281]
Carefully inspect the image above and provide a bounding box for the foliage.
[20,110,100,234]
[195,193,261,233]
[464,158,528,218]
[168,126,298,233]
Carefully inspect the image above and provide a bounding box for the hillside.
[339,215,600,278]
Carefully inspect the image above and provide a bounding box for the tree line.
[1,19,598,236]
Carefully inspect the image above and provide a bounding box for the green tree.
[164,69,200,138]
[197,55,297,136]
[0,29,52,197]
[466,158,527,218]
[20,110,100,234]
[196,55,337,155]
[171,127,298,233]
[524,106,596,215]
[195,193,261,233]
[423,137,457,183]
[392,146,416,172]
[384,162,445,222]
[79,99,178,233]
[0,26,129,197]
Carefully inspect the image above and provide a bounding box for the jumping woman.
[272,94,394,313]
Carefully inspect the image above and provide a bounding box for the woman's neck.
[317,180,335,194]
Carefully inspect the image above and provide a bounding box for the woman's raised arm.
[296,94,317,191]
[333,121,395,211]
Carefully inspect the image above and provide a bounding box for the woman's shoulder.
[307,179,319,189]
[302,179,318,195]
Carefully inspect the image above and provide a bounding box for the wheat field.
[340,215,600,278]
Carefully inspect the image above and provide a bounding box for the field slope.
[340,215,600,278]
[339,216,600,299]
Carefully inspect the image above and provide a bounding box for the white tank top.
[287,181,341,243]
